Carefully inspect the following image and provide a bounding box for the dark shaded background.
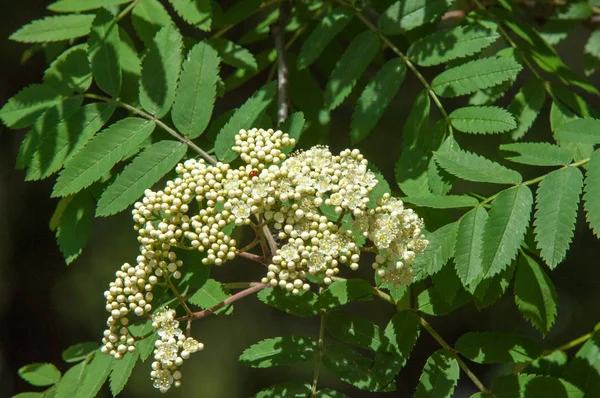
[1,1,600,397]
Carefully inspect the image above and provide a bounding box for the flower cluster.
[100,127,428,392]
[150,308,203,392]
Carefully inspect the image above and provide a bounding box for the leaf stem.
[115,0,140,24]
[83,93,218,165]
[336,0,452,130]
[223,281,265,290]
[311,306,326,397]
[418,316,492,396]
[184,283,269,320]
[547,331,595,354]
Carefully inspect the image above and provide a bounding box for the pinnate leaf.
[584,149,600,237]
[19,363,61,387]
[48,0,131,12]
[380,0,454,35]
[88,9,122,98]
[563,331,600,396]
[207,38,257,70]
[414,349,459,398]
[481,185,533,278]
[168,0,211,31]
[411,222,458,281]
[77,351,114,398]
[139,24,182,117]
[239,336,317,368]
[26,102,116,181]
[0,84,63,129]
[297,7,351,69]
[324,30,380,111]
[534,167,583,268]
[432,57,522,97]
[10,15,95,43]
[455,331,542,364]
[408,24,500,66]
[317,279,372,310]
[53,118,155,197]
[55,360,87,398]
[322,344,378,391]
[515,253,558,334]
[325,311,387,352]
[454,206,488,288]
[56,192,93,264]
[257,287,318,318]
[44,44,92,94]
[96,140,187,216]
[449,106,516,134]
[215,81,276,163]
[172,41,219,139]
[109,351,138,396]
[403,195,479,209]
[188,279,232,315]
[508,78,546,140]
[254,382,311,398]
[435,148,522,184]
[62,342,98,363]
[316,390,351,398]
[492,374,584,398]
[501,142,573,166]
[350,58,405,144]
[555,118,600,144]
[132,0,172,46]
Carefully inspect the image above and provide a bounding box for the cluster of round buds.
[150,308,203,393]
[354,194,429,287]
[232,128,293,165]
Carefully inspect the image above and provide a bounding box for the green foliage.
[402,195,478,209]
[514,253,558,334]
[61,342,98,363]
[508,78,547,139]
[253,382,311,398]
[18,363,61,387]
[414,349,459,397]
[48,0,132,12]
[44,44,92,94]
[10,15,95,43]
[257,287,319,318]
[454,206,488,288]
[500,142,573,166]
[88,9,122,98]
[555,118,600,144]
[584,149,600,237]
[380,0,454,35]
[96,140,187,216]
[411,222,458,281]
[534,167,583,268]
[435,147,522,184]
[168,0,211,31]
[109,351,138,396]
[188,279,233,315]
[56,192,93,264]
[455,331,542,364]
[325,311,387,352]
[317,279,372,310]
[239,336,317,368]
[449,106,516,134]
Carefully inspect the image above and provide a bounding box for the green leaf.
[408,24,500,66]
[403,195,479,209]
[281,111,304,144]
[515,253,558,334]
[508,78,546,140]
[0,84,63,129]
[455,331,542,364]
[168,0,211,31]
[472,261,515,309]
[324,30,380,111]
[62,342,98,363]
[563,331,600,396]
[53,118,156,197]
[26,102,116,181]
[432,57,522,97]
[44,44,92,95]
[316,390,351,398]
[57,192,93,264]
[239,336,317,368]
[414,349,459,398]
[257,287,318,317]
[325,311,387,352]
[449,106,516,134]
[55,361,87,398]
[253,382,311,398]
[48,0,131,12]
[432,262,462,304]
[317,279,373,310]
[139,24,182,118]
[132,0,172,46]
[88,9,122,98]
[454,206,488,288]
[395,90,433,196]
[207,38,257,71]
[411,222,459,282]
[584,149,600,237]
[128,321,157,362]
[77,351,114,398]
[481,185,533,278]
[322,344,378,391]
[297,7,351,69]
[188,279,232,315]
[172,41,219,139]
[350,58,406,143]
[525,350,568,378]
[380,0,454,34]
[109,351,138,396]
[493,374,583,398]
[19,363,61,387]
[534,167,583,268]
[435,148,522,184]
[10,15,95,43]
[501,142,573,166]
[215,81,277,163]
[96,140,187,216]
[416,287,471,316]
[555,118,600,144]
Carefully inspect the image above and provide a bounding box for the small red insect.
[248,170,259,178]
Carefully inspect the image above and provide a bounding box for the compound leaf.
[168,0,211,31]
[555,118,600,144]
[380,0,454,35]
[88,9,122,98]
[48,0,131,12]
[508,78,546,140]
[454,206,488,288]
[56,192,93,264]
[18,363,61,387]
[450,106,516,134]
[239,336,317,368]
[435,148,522,184]
[584,149,600,237]
[414,349,459,398]
[10,15,95,43]
[402,195,479,209]
[109,351,138,396]
[455,331,542,364]
[411,222,458,281]
[500,142,573,166]
[325,311,387,352]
